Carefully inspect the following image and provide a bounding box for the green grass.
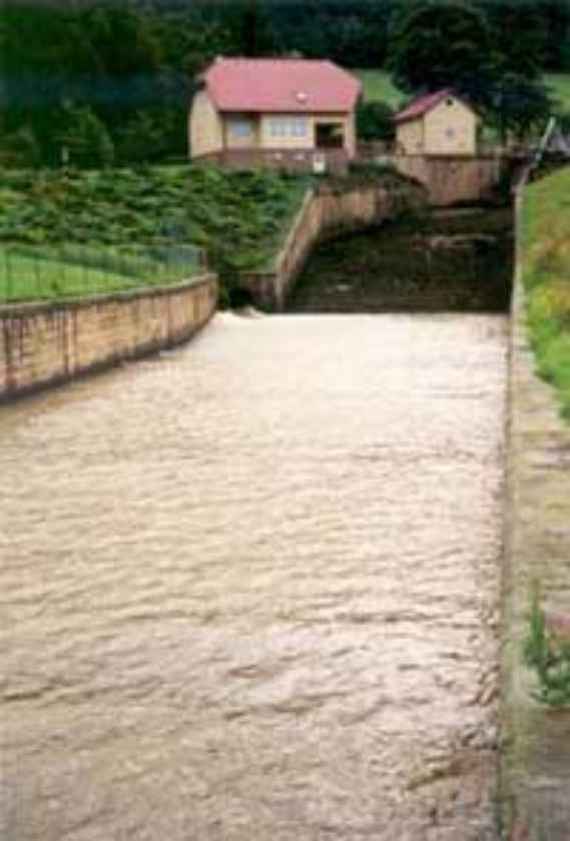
[0,243,199,302]
[355,69,570,113]
[521,165,570,419]
[544,73,570,112]
[354,70,405,108]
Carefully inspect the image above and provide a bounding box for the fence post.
[34,248,41,298]
[5,248,12,301]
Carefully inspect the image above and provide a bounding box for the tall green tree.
[388,0,554,138]
[387,2,497,106]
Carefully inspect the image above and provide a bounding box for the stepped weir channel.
[1,206,513,841]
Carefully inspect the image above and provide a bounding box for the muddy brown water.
[0,309,506,840]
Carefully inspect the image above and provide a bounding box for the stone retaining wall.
[0,274,217,401]
[390,154,506,206]
[501,188,570,839]
[241,184,424,310]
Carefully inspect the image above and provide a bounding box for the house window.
[269,117,308,138]
[292,118,308,137]
[269,118,286,138]
[228,119,253,138]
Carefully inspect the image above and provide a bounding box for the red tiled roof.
[202,58,361,113]
[394,89,473,123]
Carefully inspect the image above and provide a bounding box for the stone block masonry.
[0,275,217,401]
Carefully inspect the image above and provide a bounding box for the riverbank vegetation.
[524,586,570,707]
[0,163,421,304]
[521,166,570,419]
[0,166,309,302]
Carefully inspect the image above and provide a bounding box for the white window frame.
[268,116,309,139]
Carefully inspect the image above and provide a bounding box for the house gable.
[423,95,478,155]
[395,91,479,156]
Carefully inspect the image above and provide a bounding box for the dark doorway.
[316,123,344,149]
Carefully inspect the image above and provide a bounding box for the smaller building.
[189,58,361,173]
[394,89,479,156]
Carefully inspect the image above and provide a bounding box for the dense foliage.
[356,101,396,142]
[1,0,570,166]
[0,165,310,297]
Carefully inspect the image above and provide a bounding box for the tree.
[57,103,114,168]
[0,126,42,168]
[356,101,395,141]
[478,0,547,79]
[388,0,554,139]
[387,1,497,107]
[492,73,553,141]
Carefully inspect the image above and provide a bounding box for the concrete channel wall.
[0,274,217,401]
[240,183,425,311]
[501,188,570,840]
[390,154,507,207]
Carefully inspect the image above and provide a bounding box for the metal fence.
[0,242,207,304]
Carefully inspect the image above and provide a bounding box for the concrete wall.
[0,275,217,402]
[501,187,570,840]
[240,183,425,310]
[390,154,505,206]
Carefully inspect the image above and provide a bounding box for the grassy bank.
[0,165,309,302]
[521,166,570,419]
[0,243,202,302]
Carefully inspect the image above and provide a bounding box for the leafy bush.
[356,101,395,142]
[57,104,115,169]
[524,586,570,707]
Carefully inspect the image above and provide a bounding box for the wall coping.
[0,272,217,319]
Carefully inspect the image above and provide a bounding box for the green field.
[0,243,200,303]
[354,70,405,107]
[355,70,570,113]
[521,166,570,420]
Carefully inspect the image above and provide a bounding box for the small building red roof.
[201,58,361,114]
[394,89,475,124]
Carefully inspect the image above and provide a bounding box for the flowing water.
[1,311,506,841]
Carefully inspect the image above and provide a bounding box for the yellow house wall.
[189,90,223,158]
[396,119,424,154]
[424,97,477,155]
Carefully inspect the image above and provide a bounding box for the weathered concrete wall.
[390,154,506,206]
[501,188,570,839]
[0,274,217,401]
[241,184,425,310]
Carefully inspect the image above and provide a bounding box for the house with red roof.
[189,58,361,173]
[394,89,479,156]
